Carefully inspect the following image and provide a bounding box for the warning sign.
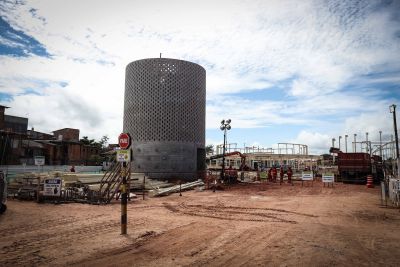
[34,156,45,166]
[43,178,62,196]
[117,150,131,162]
[302,171,314,181]
[322,173,335,183]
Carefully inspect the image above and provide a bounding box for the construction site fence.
[386,177,400,208]
[1,165,103,178]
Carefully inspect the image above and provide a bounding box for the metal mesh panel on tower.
[123,58,206,180]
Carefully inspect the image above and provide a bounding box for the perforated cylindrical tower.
[123,58,206,180]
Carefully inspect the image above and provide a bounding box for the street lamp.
[332,138,336,164]
[391,134,394,159]
[345,135,348,153]
[339,136,342,151]
[379,131,382,158]
[354,134,357,152]
[220,119,232,182]
[389,104,399,178]
[366,132,369,154]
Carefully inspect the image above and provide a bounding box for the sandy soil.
[1,181,399,267]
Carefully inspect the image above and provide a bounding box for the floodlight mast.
[220,119,232,183]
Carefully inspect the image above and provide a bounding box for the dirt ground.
[1,181,400,267]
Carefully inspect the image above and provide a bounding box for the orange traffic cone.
[366,175,374,188]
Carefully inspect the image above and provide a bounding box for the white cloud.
[0,0,399,147]
[343,111,394,141]
[290,131,331,155]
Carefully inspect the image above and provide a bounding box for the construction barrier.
[259,171,267,181]
[366,175,374,188]
[388,178,400,207]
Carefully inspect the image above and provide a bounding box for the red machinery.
[337,152,383,184]
[207,151,247,171]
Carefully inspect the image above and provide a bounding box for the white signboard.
[322,173,335,183]
[302,171,314,181]
[117,150,131,162]
[43,178,62,196]
[34,156,45,166]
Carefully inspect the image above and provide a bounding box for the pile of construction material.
[6,171,205,201]
[7,170,310,201]
[8,172,43,199]
[129,174,174,190]
[149,179,204,197]
[8,172,103,192]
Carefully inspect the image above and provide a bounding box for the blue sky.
[0,0,399,154]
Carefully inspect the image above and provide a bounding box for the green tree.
[88,154,102,165]
[99,135,109,149]
[205,144,214,155]
[80,136,95,145]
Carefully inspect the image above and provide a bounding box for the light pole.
[379,131,382,158]
[220,119,232,182]
[389,104,399,178]
[339,136,342,151]
[354,134,357,152]
[345,135,348,153]
[332,138,336,164]
[391,134,394,159]
[366,132,369,154]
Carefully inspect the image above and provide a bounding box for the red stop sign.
[118,133,131,149]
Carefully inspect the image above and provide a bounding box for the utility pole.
[220,119,231,183]
[118,132,131,235]
[354,134,357,153]
[391,135,394,159]
[121,162,128,235]
[366,132,369,154]
[390,104,400,178]
[379,131,382,158]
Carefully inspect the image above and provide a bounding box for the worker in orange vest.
[287,167,293,184]
[272,166,277,183]
[279,166,284,184]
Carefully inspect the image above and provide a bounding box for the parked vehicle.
[337,152,384,184]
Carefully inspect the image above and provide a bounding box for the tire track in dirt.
[163,203,317,224]
[0,214,103,238]
[189,224,295,266]
[187,204,317,217]
[70,222,205,266]
[0,218,121,266]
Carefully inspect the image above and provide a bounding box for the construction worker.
[287,167,293,184]
[268,168,272,182]
[279,166,284,184]
[272,166,277,183]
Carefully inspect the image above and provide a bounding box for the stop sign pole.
[118,133,131,235]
